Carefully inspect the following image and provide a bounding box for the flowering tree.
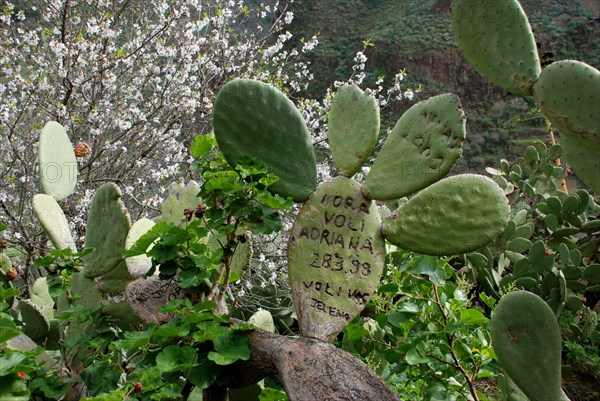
[0,0,317,268]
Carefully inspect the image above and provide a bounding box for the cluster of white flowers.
[0,0,314,259]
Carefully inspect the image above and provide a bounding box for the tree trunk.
[224,329,401,401]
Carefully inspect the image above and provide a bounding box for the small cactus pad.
[533,61,599,145]
[532,60,600,192]
[102,300,145,329]
[288,177,385,341]
[363,94,466,200]
[84,183,131,278]
[451,0,541,95]
[125,218,156,278]
[382,174,510,255]
[32,194,77,252]
[560,135,600,193]
[491,291,565,401]
[248,309,276,333]
[30,277,55,321]
[38,121,78,201]
[160,181,201,226]
[213,79,317,202]
[18,299,50,340]
[327,84,380,177]
[97,260,131,294]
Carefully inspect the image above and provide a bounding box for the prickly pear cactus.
[214,79,510,342]
[213,79,317,202]
[451,0,541,96]
[451,1,599,192]
[532,60,600,192]
[125,218,157,278]
[491,291,571,401]
[383,175,510,255]
[288,177,386,340]
[18,299,50,340]
[160,181,201,226]
[84,183,131,278]
[327,84,379,177]
[32,194,77,252]
[38,121,78,201]
[363,94,466,200]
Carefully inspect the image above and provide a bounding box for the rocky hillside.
[291,0,600,171]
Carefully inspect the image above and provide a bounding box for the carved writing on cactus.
[303,281,370,305]
[309,298,351,321]
[125,277,184,323]
[308,252,373,276]
[298,228,374,254]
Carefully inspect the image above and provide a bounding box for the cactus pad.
[84,183,131,278]
[491,291,566,401]
[97,260,132,294]
[213,79,317,202]
[532,60,600,192]
[288,177,385,341]
[160,181,201,226]
[38,121,78,201]
[327,84,380,177]
[30,277,55,320]
[248,309,276,333]
[32,194,77,252]
[18,299,50,340]
[363,94,466,200]
[382,174,510,255]
[125,218,156,278]
[451,0,541,95]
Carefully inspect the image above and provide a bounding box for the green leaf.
[414,255,445,285]
[29,376,68,399]
[259,388,289,401]
[190,134,216,158]
[207,331,250,366]
[0,352,26,376]
[80,361,120,396]
[459,308,488,325]
[152,321,190,338]
[255,192,293,209]
[0,319,21,343]
[155,345,196,373]
[185,359,221,390]
[405,347,429,365]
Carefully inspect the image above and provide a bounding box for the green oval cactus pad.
[288,177,385,341]
[491,291,565,401]
[214,79,317,202]
[97,260,131,294]
[125,218,156,278]
[32,194,77,252]
[84,183,131,278]
[160,181,201,226]
[102,300,145,329]
[383,174,510,255]
[248,309,276,333]
[532,61,600,192]
[363,94,466,200]
[560,135,600,193]
[30,277,54,321]
[327,84,380,177]
[451,0,541,95]
[38,121,78,201]
[18,299,50,340]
